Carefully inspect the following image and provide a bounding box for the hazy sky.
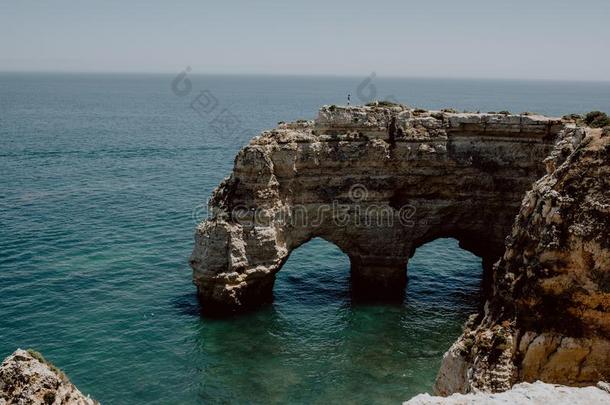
[1,0,609,80]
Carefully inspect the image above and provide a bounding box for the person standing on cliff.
[347,93,351,106]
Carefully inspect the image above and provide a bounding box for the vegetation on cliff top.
[584,111,610,128]
[563,111,610,128]
[26,349,68,381]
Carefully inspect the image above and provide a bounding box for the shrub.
[460,336,475,355]
[584,111,610,128]
[498,110,511,115]
[27,349,67,381]
[328,105,337,112]
[441,108,458,113]
[44,392,56,405]
[27,348,47,363]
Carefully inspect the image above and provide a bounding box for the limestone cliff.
[190,105,570,312]
[435,128,609,394]
[0,349,96,405]
[190,103,608,394]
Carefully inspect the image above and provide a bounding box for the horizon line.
[1,69,609,84]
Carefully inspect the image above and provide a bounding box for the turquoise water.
[1,73,610,404]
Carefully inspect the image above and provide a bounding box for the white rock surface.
[405,381,610,404]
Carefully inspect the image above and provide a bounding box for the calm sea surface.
[1,73,609,404]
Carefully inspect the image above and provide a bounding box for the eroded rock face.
[405,380,610,405]
[0,349,96,405]
[435,129,610,394]
[190,105,575,313]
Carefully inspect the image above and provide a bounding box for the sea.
[1,72,609,404]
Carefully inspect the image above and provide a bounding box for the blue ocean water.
[1,73,609,404]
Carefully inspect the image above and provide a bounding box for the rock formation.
[434,127,610,394]
[0,349,96,405]
[405,380,610,404]
[190,103,608,394]
[190,105,572,312]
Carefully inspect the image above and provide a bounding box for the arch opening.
[273,237,484,310]
[274,237,351,308]
[409,231,499,298]
[406,238,484,312]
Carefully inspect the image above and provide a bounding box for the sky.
[1,0,609,81]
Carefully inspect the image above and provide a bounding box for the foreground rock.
[0,349,96,405]
[405,381,610,404]
[190,105,576,312]
[435,128,610,394]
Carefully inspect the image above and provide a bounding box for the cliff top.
[254,104,571,145]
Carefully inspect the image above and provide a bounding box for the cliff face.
[190,103,608,393]
[0,349,96,405]
[190,105,570,313]
[435,128,610,394]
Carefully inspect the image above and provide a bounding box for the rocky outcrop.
[435,128,609,394]
[190,105,575,313]
[405,381,610,404]
[0,349,96,405]
[191,103,609,394]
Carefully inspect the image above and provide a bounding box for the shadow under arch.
[408,230,501,298]
[271,235,484,310]
[405,237,484,311]
[273,236,352,308]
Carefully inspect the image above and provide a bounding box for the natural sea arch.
[190,106,568,313]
